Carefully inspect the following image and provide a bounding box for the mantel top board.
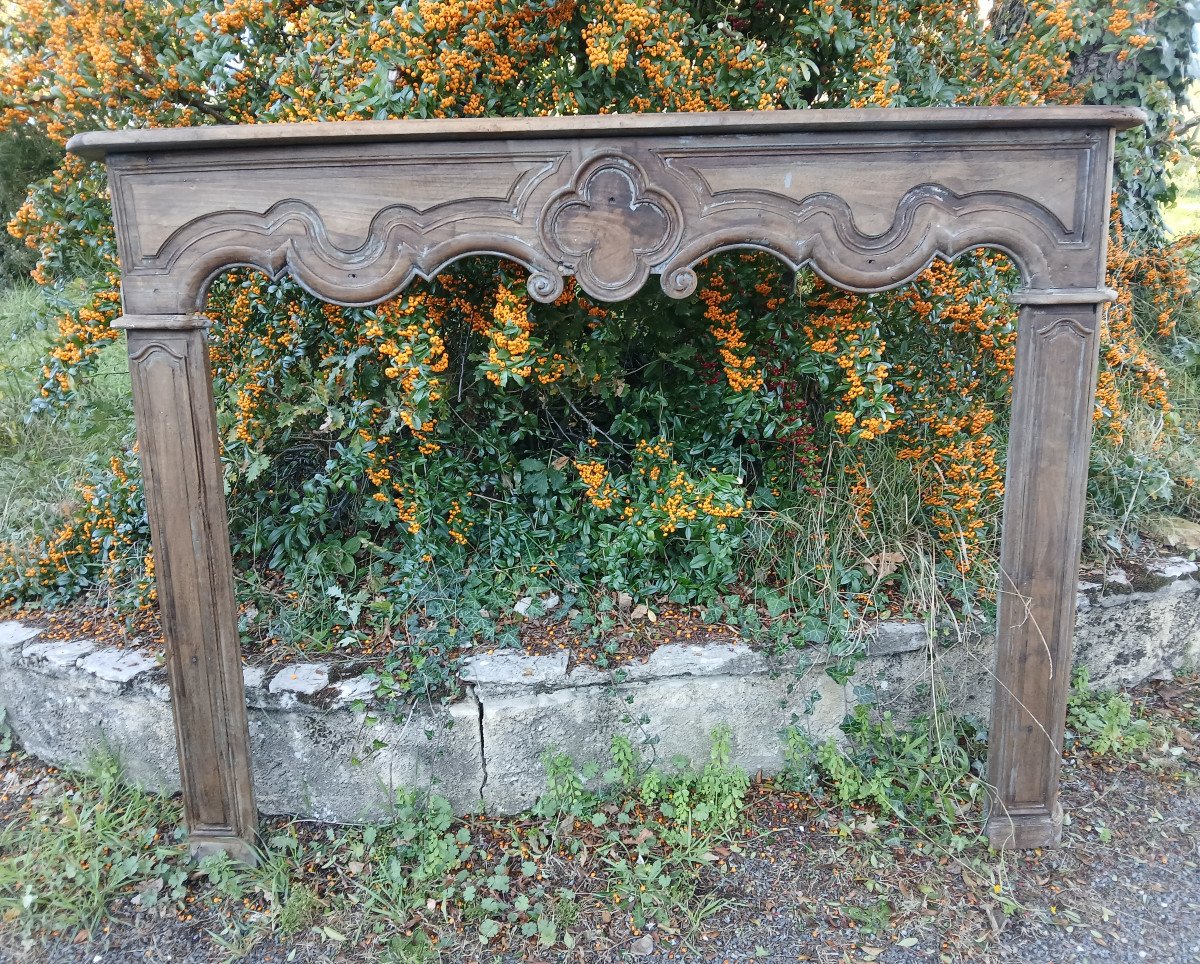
[69,104,1145,861]
[68,105,1145,159]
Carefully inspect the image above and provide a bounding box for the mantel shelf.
[67,104,1145,160]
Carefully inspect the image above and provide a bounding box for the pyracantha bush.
[1,1,1197,689]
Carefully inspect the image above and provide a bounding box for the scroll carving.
[1035,315,1095,340]
[655,184,1065,297]
[128,340,188,365]
[540,155,681,301]
[129,198,567,310]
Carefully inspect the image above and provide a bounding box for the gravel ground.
[643,752,1200,963]
[2,678,1198,964]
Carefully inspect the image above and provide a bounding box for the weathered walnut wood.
[66,106,1143,858]
[985,299,1106,848]
[85,114,1132,313]
[68,104,1143,156]
[120,317,257,863]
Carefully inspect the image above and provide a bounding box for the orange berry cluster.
[700,274,764,394]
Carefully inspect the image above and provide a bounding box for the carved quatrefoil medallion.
[541,155,681,301]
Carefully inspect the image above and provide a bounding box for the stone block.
[1136,556,1199,591]
[866,621,928,657]
[243,665,268,689]
[79,648,159,684]
[461,650,569,691]
[475,647,847,815]
[335,675,377,703]
[927,633,998,723]
[248,693,483,821]
[0,641,484,821]
[0,622,40,664]
[269,663,330,695]
[853,647,932,722]
[1145,515,1200,552]
[22,638,96,669]
[1074,575,1200,688]
[0,653,179,790]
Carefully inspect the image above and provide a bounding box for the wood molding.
[68,104,1143,159]
[115,312,211,330]
[1010,287,1118,305]
[71,106,1139,859]
[96,115,1125,314]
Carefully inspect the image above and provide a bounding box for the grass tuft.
[0,755,188,936]
[0,283,133,553]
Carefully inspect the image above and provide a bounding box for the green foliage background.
[0,0,1197,701]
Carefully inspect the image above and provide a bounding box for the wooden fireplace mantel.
[68,104,1144,861]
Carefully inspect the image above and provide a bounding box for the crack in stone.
[471,683,489,804]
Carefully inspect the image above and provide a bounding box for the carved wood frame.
[68,105,1144,860]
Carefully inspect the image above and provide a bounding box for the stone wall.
[1,557,1196,819]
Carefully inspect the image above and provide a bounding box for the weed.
[692,724,751,829]
[277,882,321,934]
[1066,668,1164,759]
[844,897,894,934]
[782,705,986,845]
[606,733,640,788]
[535,750,591,819]
[0,754,187,936]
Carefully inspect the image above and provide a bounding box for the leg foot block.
[189,832,258,865]
[986,801,1063,850]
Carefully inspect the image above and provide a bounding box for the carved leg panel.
[122,316,257,862]
[986,301,1102,849]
